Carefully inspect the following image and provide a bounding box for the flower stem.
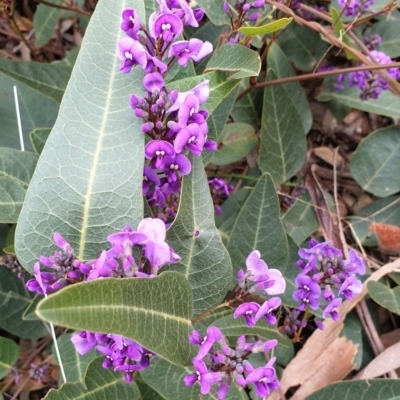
[293,307,309,342]
[192,300,234,323]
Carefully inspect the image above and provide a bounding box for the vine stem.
[192,301,234,323]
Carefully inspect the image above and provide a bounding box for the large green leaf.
[205,45,261,80]
[277,24,328,71]
[194,0,229,26]
[349,196,400,247]
[259,69,307,184]
[33,0,62,47]
[317,85,400,118]
[368,281,400,316]
[350,126,400,197]
[45,357,140,400]
[0,148,38,223]
[141,358,247,400]
[15,0,146,274]
[212,315,294,365]
[167,155,232,317]
[37,272,195,366]
[0,336,19,379]
[0,75,59,151]
[226,173,288,275]
[210,122,258,166]
[267,43,312,134]
[282,192,319,246]
[0,268,48,338]
[366,20,400,57]
[0,58,73,104]
[54,333,98,383]
[305,379,400,400]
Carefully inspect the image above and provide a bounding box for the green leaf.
[230,79,263,128]
[136,376,165,400]
[15,0,145,274]
[305,379,400,400]
[280,236,301,308]
[277,24,328,71]
[141,358,247,400]
[259,69,307,184]
[0,75,59,152]
[54,333,98,383]
[33,0,62,47]
[339,311,363,370]
[22,294,42,321]
[267,43,312,134]
[44,357,140,400]
[194,0,229,26]
[368,281,400,316]
[0,148,38,223]
[238,18,292,36]
[227,173,288,275]
[282,192,319,246]
[0,268,48,338]
[167,155,232,317]
[205,45,261,80]
[350,126,400,197]
[330,8,356,60]
[212,315,294,365]
[349,196,400,247]
[169,72,240,115]
[37,272,195,366]
[0,58,73,103]
[367,20,400,58]
[30,128,51,154]
[0,336,19,379]
[317,85,400,118]
[210,122,258,166]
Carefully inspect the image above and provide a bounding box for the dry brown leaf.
[313,146,343,168]
[369,222,400,252]
[269,258,400,400]
[381,329,400,349]
[354,341,400,379]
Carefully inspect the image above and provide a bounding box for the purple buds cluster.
[291,239,365,330]
[335,50,400,100]
[223,0,265,44]
[234,250,286,327]
[117,0,216,219]
[185,326,279,399]
[26,218,179,382]
[338,0,376,16]
[71,332,155,383]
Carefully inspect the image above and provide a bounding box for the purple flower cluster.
[292,239,365,329]
[116,1,216,219]
[208,178,234,215]
[335,50,400,100]
[185,326,279,399]
[26,218,179,382]
[364,34,382,51]
[234,250,286,327]
[338,0,375,16]
[71,331,155,383]
[223,0,265,44]
[26,218,179,296]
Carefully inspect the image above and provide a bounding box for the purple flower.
[71,331,97,355]
[145,140,175,169]
[342,249,365,275]
[293,274,321,301]
[323,298,342,321]
[338,275,363,300]
[255,298,281,325]
[233,302,260,327]
[168,39,213,66]
[245,358,279,398]
[184,359,223,395]
[168,80,210,112]
[116,37,147,73]
[174,123,206,155]
[153,13,183,42]
[121,8,140,39]
[143,165,160,194]
[193,326,224,359]
[143,72,165,93]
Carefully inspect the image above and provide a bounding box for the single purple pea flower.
[323,297,342,321]
[71,331,97,355]
[245,358,279,398]
[116,37,147,73]
[145,140,175,169]
[153,13,183,42]
[143,72,165,93]
[255,297,281,325]
[174,123,206,155]
[338,275,363,300]
[168,39,213,67]
[184,359,223,395]
[233,302,260,327]
[121,8,140,39]
[194,326,224,360]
